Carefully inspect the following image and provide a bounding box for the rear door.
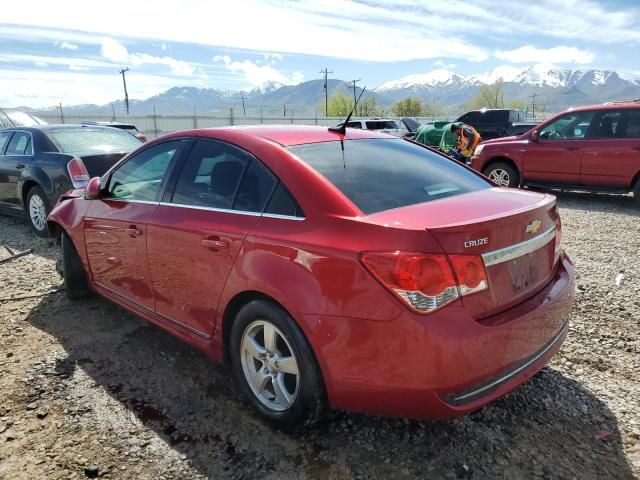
[523,110,596,184]
[581,108,640,187]
[0,130,15,208]
[84,140,187,310]
[147,139,277,337]
[0,130,33,211]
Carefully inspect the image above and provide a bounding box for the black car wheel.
[483,163,520,188]
[25,186,50,237]
[61,231,91,299]
[230,300,325,431]
[633,180,640,207]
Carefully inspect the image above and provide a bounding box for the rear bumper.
[305,253,575,419]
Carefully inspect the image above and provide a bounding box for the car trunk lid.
[368,188,559,319]
[78,152,126,178]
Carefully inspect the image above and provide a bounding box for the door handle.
[564,146,581,151]
[125,226,143,238]
[201,236,229,251]
[15,164,25,169]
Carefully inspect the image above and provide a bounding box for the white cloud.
[100,37,129,63]
[495,46,595,65]
[34,61,48,67]
[213,55,302,86]
[69,64,89,71]
[58,41,79,50]
[100,37,193,75]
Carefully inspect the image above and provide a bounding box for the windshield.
[48,128,142,154]
[289,139,490,214]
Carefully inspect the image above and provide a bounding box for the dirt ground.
[0,191,638,480]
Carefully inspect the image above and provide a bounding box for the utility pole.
[283,104,286,117]
[57,102,65,123]
[529,93,538,119]
[240,94,246,116]
[320,68,333,117]
[119,68,130,115]
[111,103,116,121]
[349,79,361,115]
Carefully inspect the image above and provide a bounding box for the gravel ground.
[0,191,638,480]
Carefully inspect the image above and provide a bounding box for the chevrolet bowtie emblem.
[525,220,542,234]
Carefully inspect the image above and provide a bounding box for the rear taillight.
[361,252,487,314]
[66,157,90,188]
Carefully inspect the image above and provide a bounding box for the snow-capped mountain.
[375,64,640,91]
[31,65,640,116]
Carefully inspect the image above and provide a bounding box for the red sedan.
[47,126,574,429]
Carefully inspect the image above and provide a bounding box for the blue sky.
[1,0,639,108]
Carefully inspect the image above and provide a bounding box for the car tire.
[633,180,640,207]
[25,186,50,237]
[230,299,326,431]
[483,162,520,188]
[61,231,91,300]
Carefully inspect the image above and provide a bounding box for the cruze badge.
[525,220,542,234]
[464,237,488,248]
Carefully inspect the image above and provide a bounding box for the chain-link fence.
[20,110,453,139]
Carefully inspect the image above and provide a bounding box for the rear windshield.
[48,128,142,154]
[365,120,399,130]
[289,138,490,214]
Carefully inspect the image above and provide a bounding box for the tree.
[317,91,352,117]
[392,97,425,116]
[423,101,445,118]
[465,79,506,110]
[506,100,527,110]
[357,97,377,116]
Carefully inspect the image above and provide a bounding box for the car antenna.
[328,87,366,135]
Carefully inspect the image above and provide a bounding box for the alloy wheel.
[488,169,511,187]
[240,320,300,411]
[29,194,47,231]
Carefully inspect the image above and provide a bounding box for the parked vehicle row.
[0,124,142,235]
[46,125,574,429]
[470,101,640,201]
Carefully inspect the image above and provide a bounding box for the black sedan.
[0,125,142,236]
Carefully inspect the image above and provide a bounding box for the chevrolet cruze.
[47,126,574,429]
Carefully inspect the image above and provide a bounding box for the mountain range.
[31,64,640,117]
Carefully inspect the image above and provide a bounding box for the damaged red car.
[47,126,574,429]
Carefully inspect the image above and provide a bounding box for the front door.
[84,140,187,310]
[0,131,33,212]
[147,139,277,336]
[523,110,596,185]
[581,109,640,187]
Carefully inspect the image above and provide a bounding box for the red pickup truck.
[469,102,640,203]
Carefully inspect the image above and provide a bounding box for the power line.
[119,68,130,115]
[320,68,333,117]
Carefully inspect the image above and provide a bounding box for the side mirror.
[84,177,102,200]
[530,130,539,142]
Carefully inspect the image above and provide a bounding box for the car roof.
[0,124,124,133]
[563,101,640,112]
[81,121,137,128]
[162,125,394,146]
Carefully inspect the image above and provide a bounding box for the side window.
[5,132,32,155]
[265,183,304,217]
[0,132,12,154]
[346,121,362,129]
[107,141,181,201]
[234,160,276,212]
[620,110,640,138]
[592,111,622,139]
[539,111,595,141]
[172,140,249,209]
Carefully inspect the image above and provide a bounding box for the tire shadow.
[23,292,636,480]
